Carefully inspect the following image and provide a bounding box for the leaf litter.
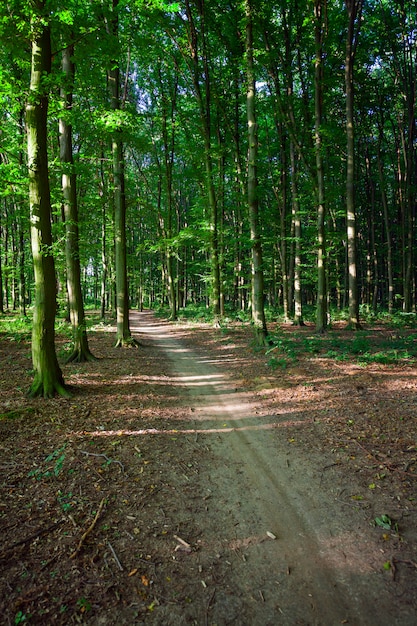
[0,312,416,624]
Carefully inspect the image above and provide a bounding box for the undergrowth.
[1,306,416,370]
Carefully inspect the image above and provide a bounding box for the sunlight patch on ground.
[72,418,313,438]
[317,531,377,575]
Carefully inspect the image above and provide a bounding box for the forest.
[1,2,417,622]
[0,0,416,395]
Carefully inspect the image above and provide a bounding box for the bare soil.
[1,310,416,625]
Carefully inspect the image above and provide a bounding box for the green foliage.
[28,445,66,481]
[0,315,32,342]
[0,0,416,348]
[14,611,30,625]
[76,597,92,613]
[374,514,398,533]
[264,323,415,368]
[57,490,73,513]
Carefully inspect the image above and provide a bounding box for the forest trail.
[130,311,409,626]
[2,310,416,625]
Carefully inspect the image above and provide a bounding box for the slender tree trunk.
[108,0,136,346]
[99,153,108,320]
[377,140,394,313]
[345,0,362,328]
[0,213,4,314]
[314,0,328,333]
[246,0,268,344]
[184,0,221,322]
[290,141,304,325]
[26,7,68,398]
[60,43,96,362]
[160,68,178,320]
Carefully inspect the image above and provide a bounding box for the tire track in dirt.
[133,311,412,625]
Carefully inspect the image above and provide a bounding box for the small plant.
[14,611,30,625]
[267,356,289,370]
[374,514,398,533]
[77,597,92,613]
[351,334,370,355]
[28,445,66,481]
[57,490,73,512]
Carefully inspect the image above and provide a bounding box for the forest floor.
[1,310,417,625]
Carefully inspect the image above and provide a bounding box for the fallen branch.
[0,519,64,559]
[70,498,106,560]
[174,534,192,552]
[108,541,123,571]
[79,450,125,473]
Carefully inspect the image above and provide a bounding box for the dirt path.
[1,310,416,625]
[132,311,413,625]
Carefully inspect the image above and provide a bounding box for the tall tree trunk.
[246,0,268,344]
[26,6,68,398]
[345,0,363,329]
[314,0,328,333]
[60,43,96,362]
[184,0,221,322]
[99,151,108,320]
[290,141,304,325]
[377,138,394,313]
[0,212,4,314]
[160,67,178,321]
[108,0,136,346]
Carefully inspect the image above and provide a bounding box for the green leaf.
[375,515,393,530]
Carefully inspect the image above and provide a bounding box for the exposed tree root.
[114,337,141,348]
[65,348,99,364]
[28,378,71,399]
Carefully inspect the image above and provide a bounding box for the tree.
[59,41,96,362]
[345,0,363,329]
[107,0,137,346]
[26,0,68,397]
[314,0,328,333]
[179,0,222,321]
[245,0,268,343]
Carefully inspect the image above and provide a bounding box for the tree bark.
[108,0,136,347]
[184,0,221,322]
[245,0,268,344]
[26,6,68,398]
[60,43,96,362]
[290,141,304,325]
[345,0,363,329]
[314,0,328,333]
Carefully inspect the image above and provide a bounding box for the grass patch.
[264,326,416,369]
[0,314,32,342]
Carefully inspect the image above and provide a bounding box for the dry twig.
[70,498,106,559]
[0,519,64,560]
[79,450,125,472]
[108,541,124,571]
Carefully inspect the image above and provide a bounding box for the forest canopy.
[0,0,416,333]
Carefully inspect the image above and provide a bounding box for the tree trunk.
[184,0,221,322]
[345,0,362,329]
[108,0,136,346]
[26,8,68,398]
[290,141,304,325]
[314,0,328,333]
[160,67,178,321]
[60,43,96,362]
[246,0,268,344]
[99,153,108,320]
[377,139,394,313]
